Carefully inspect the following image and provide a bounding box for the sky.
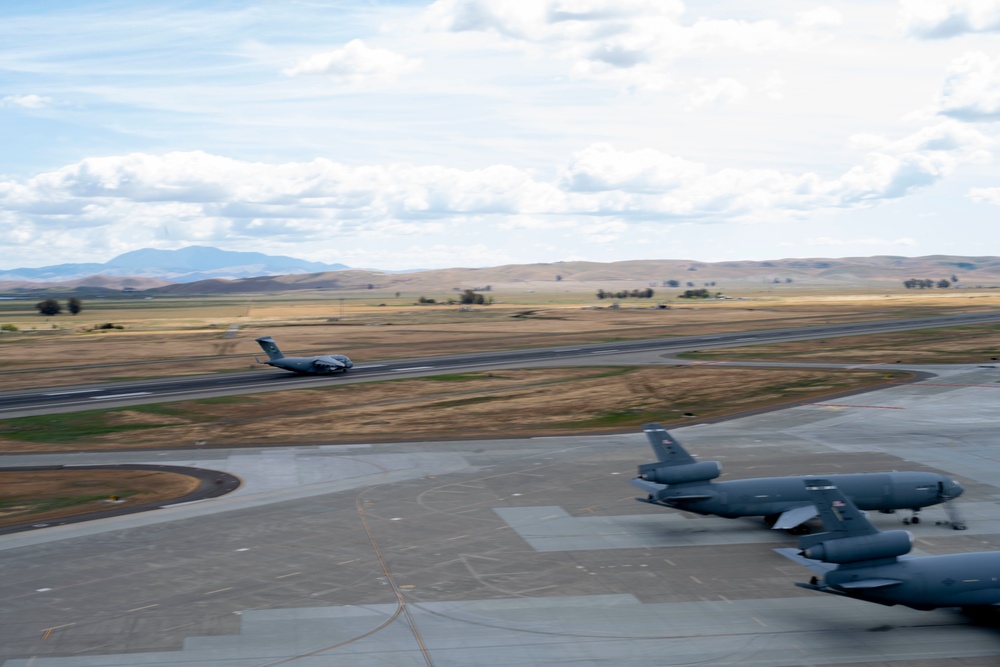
[2,0,1000,271]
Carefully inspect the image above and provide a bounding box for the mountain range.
[0,246,349,284]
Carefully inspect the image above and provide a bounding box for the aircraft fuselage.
[816,550,1000,610]
[652,471,956,518]
[265,355,353,374]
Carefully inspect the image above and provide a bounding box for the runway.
[3,310,1000,417]
[3,362,1000,665]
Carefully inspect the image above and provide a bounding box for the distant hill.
[4,253,1000,296]
[0,246,349,283]
[147,254,1000,295]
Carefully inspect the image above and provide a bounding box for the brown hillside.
[143,255,1000,295]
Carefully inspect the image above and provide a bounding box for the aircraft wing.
[774,548,837,576]
[771,504,818,530]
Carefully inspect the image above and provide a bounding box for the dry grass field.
[0,366,903,453]
[0,469,198,528]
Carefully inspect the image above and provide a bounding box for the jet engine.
[638,460,722,485]
[802,530,912,564]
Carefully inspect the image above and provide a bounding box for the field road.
[2,310,1000,418]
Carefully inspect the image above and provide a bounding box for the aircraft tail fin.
[796,479,912,565]
[799,478,878,548]
[642,424,696,465]
[255,336,284,361]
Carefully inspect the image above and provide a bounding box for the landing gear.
[902,509,921,525]
[940,499,968,531]
[763,514,779,528]
[787,524,811,536]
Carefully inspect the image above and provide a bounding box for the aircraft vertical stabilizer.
[643,423,696,465]
[256,336,284,361]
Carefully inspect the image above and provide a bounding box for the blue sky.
[2,0,1000,270]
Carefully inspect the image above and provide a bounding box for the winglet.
[642,424,696,465]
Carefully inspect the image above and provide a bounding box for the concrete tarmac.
[3,363,1000,665]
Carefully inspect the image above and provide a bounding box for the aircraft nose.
[947,480,965,499]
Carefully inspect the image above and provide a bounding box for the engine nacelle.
[639,460,721,485]
[802,530,912,564]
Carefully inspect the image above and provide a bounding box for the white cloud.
[935,51,1000,121]
[283,39,420,84]
[2,94,52,109]
[685,78,749,109]
[0,117,985,266]
[424,0,818,91]
[559,143,706,193]
[795,7,843,28]
[969,186,1000,204]
[900,0,1000,38]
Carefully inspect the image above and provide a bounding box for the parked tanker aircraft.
[777,479,999,611]
[630,424,965,532]
[255,336,353,374]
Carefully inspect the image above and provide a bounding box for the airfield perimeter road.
[3,310,1000,417]
[4,360,1000,665]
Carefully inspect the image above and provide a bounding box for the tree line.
[903,278,956,289]
[595,288,655,300]
[35,298,83,316]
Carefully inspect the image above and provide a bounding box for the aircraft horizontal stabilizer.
[772,504,818,530]
[774,548,837,576]
[837,578,904,589]
[629,477,663,493]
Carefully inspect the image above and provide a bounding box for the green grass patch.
[192,395,256,405]
[0,404,213,443]
[0,493,125,515]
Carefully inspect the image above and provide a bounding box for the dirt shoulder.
[682,322,1000,364]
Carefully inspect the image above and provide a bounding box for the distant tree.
[35,298,61,316]
[1,323,17,332]
[951,275,959,283]
[366,284,374,290]
[784,278,793,284]
[937,279,951,288]
[555,275,563,281]
[686,282,695,288]
[679,289,711,299]
[596,289,607,300]
[67,297,82,315]
[459,289,485,305]
[394,292,400,298]
[665,279,680,288]
[418,296,436,304]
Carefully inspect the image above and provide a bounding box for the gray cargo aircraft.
[630,424,965,532]
[255,336,353,374]
[777,479,999,611]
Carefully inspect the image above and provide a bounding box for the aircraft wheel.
[787,524,811,536]
[763,514,779,527]
[911,516,920,524]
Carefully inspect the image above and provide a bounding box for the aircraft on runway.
[255,336,353,375]
[630,424,965,532]
[777,479,999,611]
